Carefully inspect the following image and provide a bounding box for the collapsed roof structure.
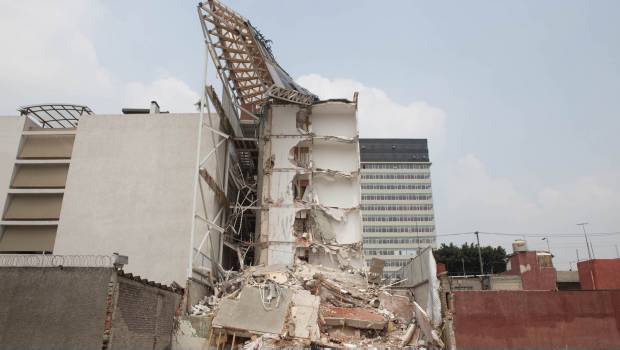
[198,0,317,107]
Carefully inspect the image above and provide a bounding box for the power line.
[433,231,620,238]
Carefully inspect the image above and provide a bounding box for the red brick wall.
[503,251,557,290]
[578,259,620,290]
[452,290,620,350]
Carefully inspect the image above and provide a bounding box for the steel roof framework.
[197,0,315,107]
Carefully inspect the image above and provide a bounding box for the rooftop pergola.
[17,104,94,128]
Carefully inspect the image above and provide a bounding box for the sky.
[1,0,619,269]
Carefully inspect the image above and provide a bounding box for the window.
[362,214,434,222]
[294,211,309,234]
[360,163,430,170]
[363,236,435,245]
[291,146,310,168]
[363,225,435,233]
[361,183,432,190]
[361,204,433,211]
[361,173,431,180]
[292,174,309,200]
[361,194,433,201]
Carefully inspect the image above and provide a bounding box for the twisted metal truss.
[197,0,316,107]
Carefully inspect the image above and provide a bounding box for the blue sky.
[1,0,619,268]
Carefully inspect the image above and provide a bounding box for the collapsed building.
[182,1,445,347]
[0,0,446,348]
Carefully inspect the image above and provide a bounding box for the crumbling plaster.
[259,102,363,266]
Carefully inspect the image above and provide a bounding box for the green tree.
[433,242,507,275]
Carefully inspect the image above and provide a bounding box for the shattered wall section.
[258,101,363,267]
[258,105,312,265]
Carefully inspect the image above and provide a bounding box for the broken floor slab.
[211,285,292,336]
[321,306,387,330]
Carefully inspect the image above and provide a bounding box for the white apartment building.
[360,139,436,279]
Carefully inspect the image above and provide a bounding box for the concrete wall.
[452,290,620,350]
[0,267,113,350]
[578,259,620,290]
[110,276,182,350]
[398,247,442,325]
[449,276,483,291]
[0,117,23,219]
[55,114,220,285]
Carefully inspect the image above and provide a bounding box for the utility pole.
[461,258,466,276]
[475,231,483,275]
[577,222,592,260]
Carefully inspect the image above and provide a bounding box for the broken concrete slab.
[172,318,208,350]
[321,306,387,330]
[414,300,445,348]
[290,289,320,341]
[211,286,292,336]
[379,291,414,323]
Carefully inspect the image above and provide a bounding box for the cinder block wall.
[0,267,113,350]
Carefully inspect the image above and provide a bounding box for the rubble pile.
[189,260,445,349]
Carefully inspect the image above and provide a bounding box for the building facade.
[0,106,227,294]
[359,139,436,279]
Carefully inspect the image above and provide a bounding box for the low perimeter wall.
[452,290,620,350]
[0,266,181,350]
[0,267,113,349]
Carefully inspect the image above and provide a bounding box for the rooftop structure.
[18,104,94,128]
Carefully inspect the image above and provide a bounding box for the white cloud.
[296,74,446,142]
[0,1,198,115]
[439,154,620,267]
[124,78,200,113]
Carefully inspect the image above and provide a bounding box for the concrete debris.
[368,258,385,284]
[184,260,446,348]
[190,303,210,316]
[321,306,387,330]
[379,291,415,323]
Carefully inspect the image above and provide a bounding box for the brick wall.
[452,290,620,350]
[109,276,181,350]
[0,266,182,350]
